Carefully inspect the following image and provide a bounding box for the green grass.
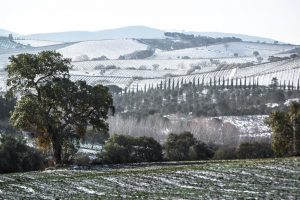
[0,157,300,199]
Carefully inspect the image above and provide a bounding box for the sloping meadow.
[0,157,299,199]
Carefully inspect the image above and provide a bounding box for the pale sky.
[1,0,300,44]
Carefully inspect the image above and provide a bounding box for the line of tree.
[122,76,300,93]
[102,131,275,164]
[113,84,299,118]
[139,32,242,51]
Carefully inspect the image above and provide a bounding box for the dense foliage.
[0,135,44,173]
[266,101,300,156]
[0,96,15,120]
[114,86,298,118]
[6,51,113,164]
[139,32,242,51]
[103,134,163,164]
[236,142,274,159]
[163,132,214,161]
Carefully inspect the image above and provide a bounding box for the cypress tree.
[172,79,175,90]
[240,78,242,89]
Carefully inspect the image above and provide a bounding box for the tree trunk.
[51,131,62,165]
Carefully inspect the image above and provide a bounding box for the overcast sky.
[1,0,299,44]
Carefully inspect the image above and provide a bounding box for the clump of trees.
[235,141,274,159]
[102,131,276,164]
[102,132,214,164]
[114,85,299,118]
[103,134,162,164]
[163,132,214,161]
[139,33,242,51]
[0,135,44,173]
[121,49,155,59]
[266,101,300,156]
[213,142,274,160]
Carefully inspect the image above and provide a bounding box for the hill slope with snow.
[152,42,296,59]
[15,39,64,47]
[57,39,149,60]
[26,26,165,42]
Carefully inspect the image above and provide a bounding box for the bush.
[163,132,214,161]
[126,49,155,59]
[73,153,91,166]
[133,136,163,162]
[0,135,44,173]
[213,146,237,160]
[103,134,162,164]
[236,142,274,159]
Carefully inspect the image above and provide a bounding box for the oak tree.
[6,51,113,164]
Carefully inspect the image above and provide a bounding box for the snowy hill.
[152,42,296,59]
[57,39,149,61]
[0,37,25,50]
[21,26,289,45]
[0,29,19,37]
[15,39,64,47]
[26,26,165,42]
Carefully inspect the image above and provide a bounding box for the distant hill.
[23,26,286,44]
[187,31,282,44]
[0,29,19,37]
[26,26,165,42]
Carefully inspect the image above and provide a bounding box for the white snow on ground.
[217,115,271,136]
[58,39,148,60]
[102,177,145,191]
[76,186,104,195]
[143,175,200,189]
[15,40,64,47]
[284,98,300,105]
[71,58,255,71]
[152,42,295,59]
[229,68,237,79]
[266,103,279,108]
[10,185,35,194]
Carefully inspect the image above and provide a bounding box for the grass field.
[0,158,299,199]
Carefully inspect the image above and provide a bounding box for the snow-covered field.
[218,115,271,137]
[58,39,148,61]
[0,39,299,93]
[0,157,299,199]
[69,74,133,89]
[15,39,64,47]
[152,42,296,59]
[71,57,258,71]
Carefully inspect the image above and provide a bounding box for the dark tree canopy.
[6,51,113,164]
[266,101,300,156]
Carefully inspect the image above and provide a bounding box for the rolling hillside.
[152,42,295,59]
[57,39,149,61]
[15,39,64,47]
[26,26,165,42]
